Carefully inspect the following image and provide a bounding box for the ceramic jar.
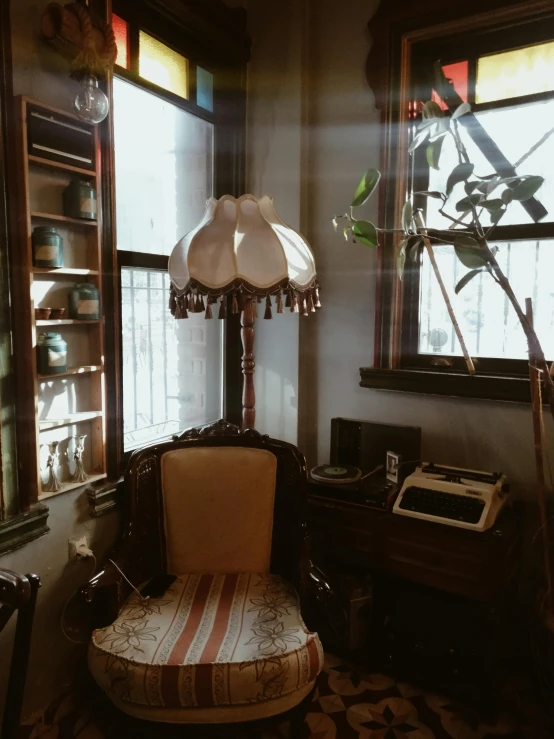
[37,332,67,375]
[32,226,63,267]
[63,180,97,220]
[69,282,101,320]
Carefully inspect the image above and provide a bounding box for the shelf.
[33,267,99,276]
[38,365,102,380]
[38,411,103,431]
[31,212,98,227]
[36,319,101,326]
[28,154,96,178]
[39,473,107,501]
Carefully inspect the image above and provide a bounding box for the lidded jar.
[37,332,67,375]
[32,226,63,268]
[69,282,101,320]
[63,179,97,220]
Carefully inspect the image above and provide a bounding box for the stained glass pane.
[139,31,189,99]
[476,40,554,103]
[432,60,469,110]
[418,240,554,360]
[197,67,214,112]
[112,14,129,70]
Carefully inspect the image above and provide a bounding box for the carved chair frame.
[84,419,334,735]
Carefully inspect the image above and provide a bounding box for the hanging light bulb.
[74,73,109,124]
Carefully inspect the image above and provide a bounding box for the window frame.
[362,0,554,402]
[95,0,248,477]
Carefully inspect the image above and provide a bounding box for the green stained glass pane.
[197,67,214,112]
[139,31,188,100]
[476,40,554,103]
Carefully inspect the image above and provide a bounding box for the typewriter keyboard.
[399,486,486,524]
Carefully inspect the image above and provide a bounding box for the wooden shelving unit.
[31,211,98,228]
[13,97,107,502]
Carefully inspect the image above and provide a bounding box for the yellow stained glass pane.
[139,31,188,100]
[476,40,554,104]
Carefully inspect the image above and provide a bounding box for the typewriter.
[392,462,509,531]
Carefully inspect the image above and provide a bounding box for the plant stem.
[482,241,554,423]
[414,212,475,375]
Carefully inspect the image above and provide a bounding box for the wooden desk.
[307,487,519,602]
[307,484,521,700]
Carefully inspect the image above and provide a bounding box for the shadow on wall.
[0,491,119,725]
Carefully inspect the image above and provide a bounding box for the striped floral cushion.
[89,573,323,709]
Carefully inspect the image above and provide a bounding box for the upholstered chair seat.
[89,572,323,723]
[86,421,329,734]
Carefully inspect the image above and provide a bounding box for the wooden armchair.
[84,420,329,734]
[0,569,40,739]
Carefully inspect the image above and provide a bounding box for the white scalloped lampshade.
[168,195,320,319]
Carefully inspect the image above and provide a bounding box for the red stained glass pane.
[112,14,129,69]
[431,60,469,110]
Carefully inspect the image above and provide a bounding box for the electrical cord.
[60,554,97,645]
[108,558,149,602]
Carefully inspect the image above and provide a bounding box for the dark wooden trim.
[359,366,540,404]
[114,0,250,67]
[0,0,12,519]
[87,479,121,517]
[114,67,216,124]
[117,250,169,270]
[0,504,50,556]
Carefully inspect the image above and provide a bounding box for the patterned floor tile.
[17,654,551,739]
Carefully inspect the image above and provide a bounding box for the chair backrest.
[122,420,309,590]
[0,569,40,739]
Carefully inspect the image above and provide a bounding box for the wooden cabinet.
[11,97,106,506]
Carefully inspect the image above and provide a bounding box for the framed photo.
[386,451,401,483]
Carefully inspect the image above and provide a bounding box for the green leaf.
[351,169,381,207]
[455,193,482,212]
[512,175,544,201]
[481,199,504,211]
[408,128,430,153]
[352,220,378,247]
[455,268,485,294]
[422,101,443,119]
[490,208,506,225]
[415,191,443,199]
[452,102,472,119]
[501,189,514,204]
[426,137,444,170]
[397,239,407,280]
[402,201,414,234]
[464,181,480,195]
[446,162,474,195]
[454,235,488,268]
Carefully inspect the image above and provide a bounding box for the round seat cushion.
[89,573,323,711]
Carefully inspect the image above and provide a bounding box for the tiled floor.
[19,654,553,739]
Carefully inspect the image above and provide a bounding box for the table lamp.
[168,194,320,429]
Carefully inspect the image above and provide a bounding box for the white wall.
[246,0,308,442]
[247,0,554,497]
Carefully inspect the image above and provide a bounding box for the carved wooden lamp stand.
[168,195,320,428]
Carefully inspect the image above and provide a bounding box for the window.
[410,38,554,366]
[112,17,225,452]
[365,3,554,401]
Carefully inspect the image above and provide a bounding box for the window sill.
[359,367,535,404]
[0,504,50,556]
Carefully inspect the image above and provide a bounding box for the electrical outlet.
[68,535,90,559]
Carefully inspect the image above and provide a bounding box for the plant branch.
[414,212,475,375]
[481,239,554,423]
[514,125,554,169]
